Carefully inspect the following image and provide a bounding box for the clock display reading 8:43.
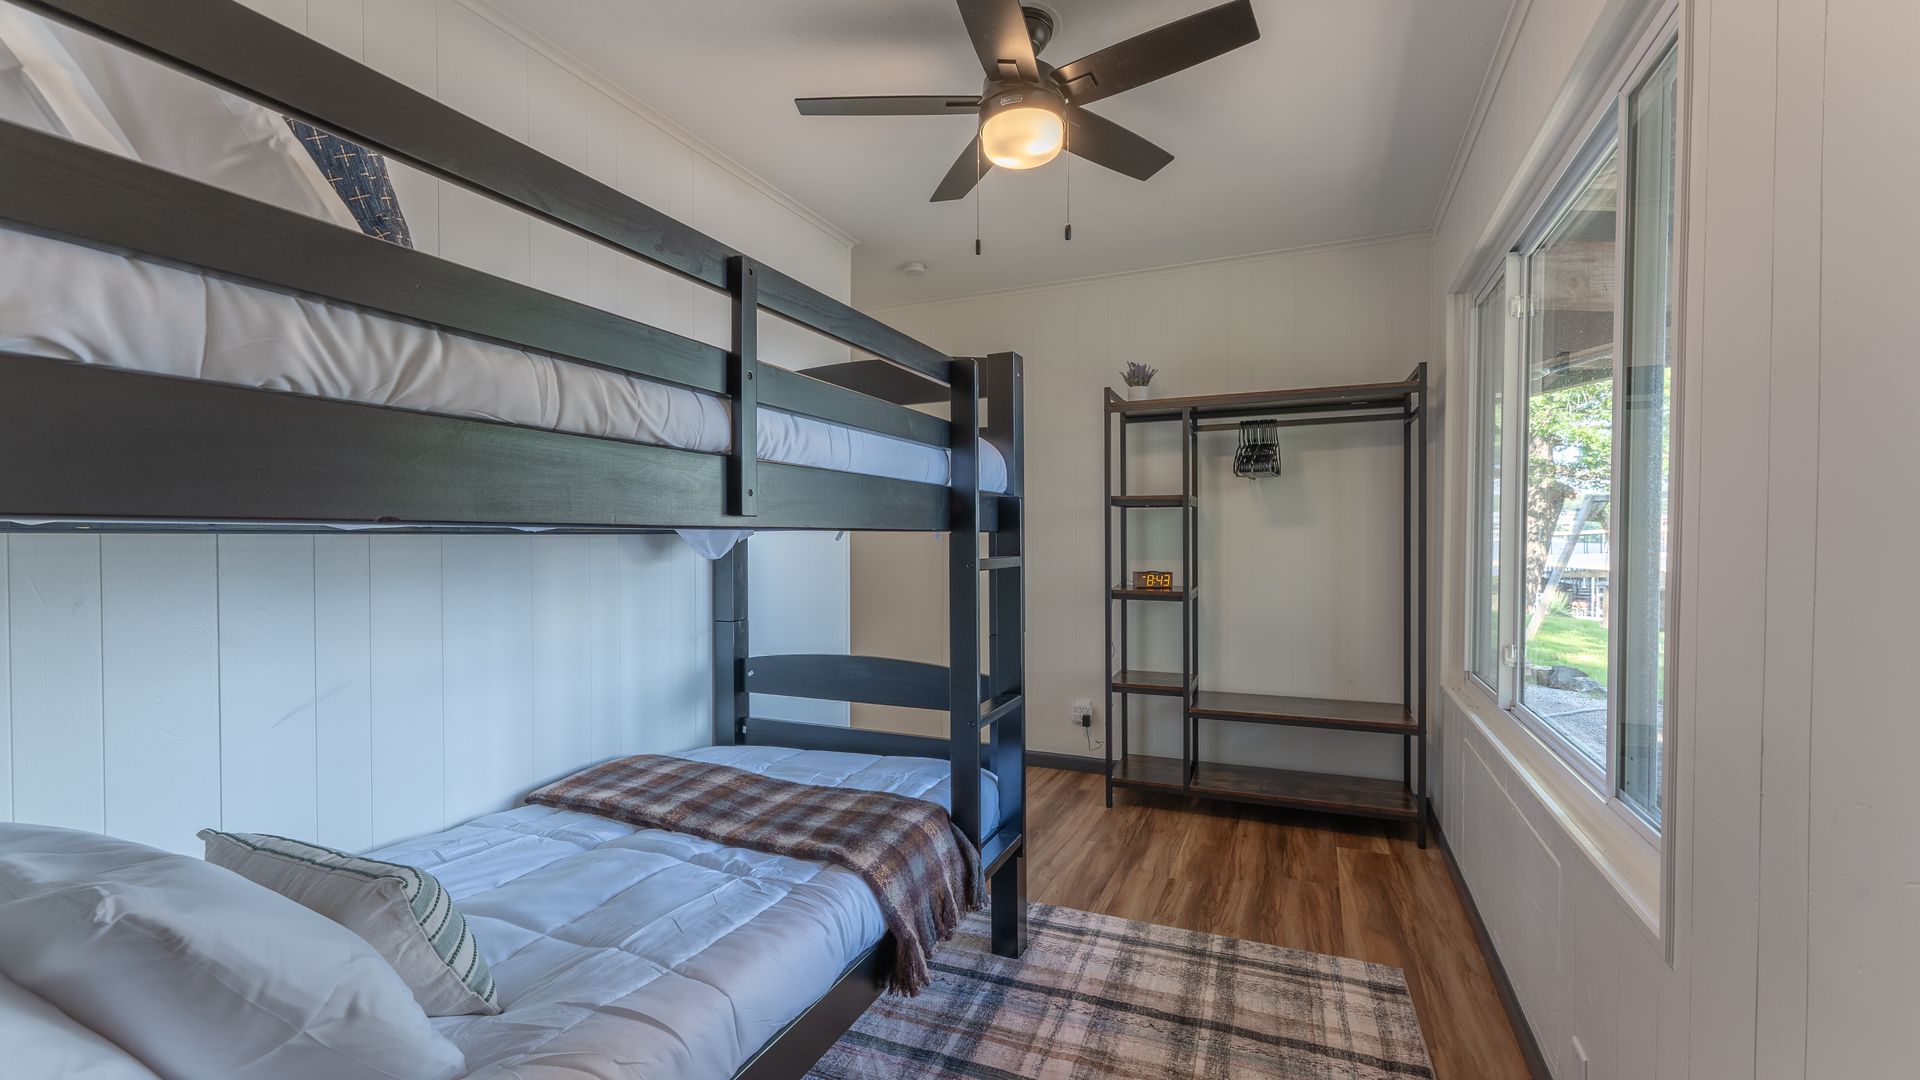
[1131,570,1174,591]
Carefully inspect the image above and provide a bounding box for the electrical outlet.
[1070,700,1094,728]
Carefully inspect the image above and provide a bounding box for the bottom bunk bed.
[0,746,1007,1080]
[371,746,992,1080]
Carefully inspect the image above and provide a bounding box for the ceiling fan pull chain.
[1064,117,1073,242]
[974,136,983,255]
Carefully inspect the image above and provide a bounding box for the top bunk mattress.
[367,745,996,1080]
[0,226,1009,495]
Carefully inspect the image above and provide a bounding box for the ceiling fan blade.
[956,0,1039,83]
[931,135,987,202]
[795,95,980,116]
[1066,106,1173,181]
[1052,0,1260,106]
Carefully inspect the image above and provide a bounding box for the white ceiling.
[488,0,1514,307]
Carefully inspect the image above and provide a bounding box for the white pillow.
[0,823,465,1080]
[0,970,160,1080]
[44,15,359,229]
[0,7,359,231]
[0,7,136,156]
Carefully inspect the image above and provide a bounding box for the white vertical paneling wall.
[218,535,320,840]
[1432,0,1920,1076]
[851,234,1432,774]
[3,533,716,855]
[313,536,373,851]
[9,535,104,832]
[0,0,857,854]
[1803,1,1919,1074]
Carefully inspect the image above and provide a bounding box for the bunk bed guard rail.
[0,0,1021,533]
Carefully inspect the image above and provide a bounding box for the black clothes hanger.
[1232,420,1281,479]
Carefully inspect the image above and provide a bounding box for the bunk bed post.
[947,357,983,849]
[981,353,1024,498]
[712,541,749,746]
[981,352,1028,958]
[727,255,759,517]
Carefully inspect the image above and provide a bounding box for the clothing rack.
[1102,367,1429,845]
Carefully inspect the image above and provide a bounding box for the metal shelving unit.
[1101,366,1430,845]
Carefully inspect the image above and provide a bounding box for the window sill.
[1443,678,1664,947]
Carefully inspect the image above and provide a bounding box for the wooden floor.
[1025,767,1534,1080]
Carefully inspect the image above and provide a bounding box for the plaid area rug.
[809,904,1433,1080]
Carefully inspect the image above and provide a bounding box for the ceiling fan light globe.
[980,102,1063,170]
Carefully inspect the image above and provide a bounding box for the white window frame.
[1466,272,1508,701]
[1467,13,1682,850]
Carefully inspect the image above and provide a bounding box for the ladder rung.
[979,555,1022,571]
[979,689,1023,727]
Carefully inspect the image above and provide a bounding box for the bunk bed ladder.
[978,353,1027,958]
[949,355,1027,957]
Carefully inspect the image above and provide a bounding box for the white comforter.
[0,227,1010,497]
[366,746,995,1079]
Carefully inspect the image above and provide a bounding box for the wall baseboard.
[1027,751,1108,775]
[1431,809,1553,1080]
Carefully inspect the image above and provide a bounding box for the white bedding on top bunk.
[0,226,1009,496]
[0,7,1004,504]
[366,745,997,1080]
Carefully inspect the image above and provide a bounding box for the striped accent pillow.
[198,830,499,1017]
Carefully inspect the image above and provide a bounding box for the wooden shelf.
[1108,755,1420,821]
[1188,691,1415,734]
[1110,586,1191,602]
[1109,494,1187,508]
[1107,378,1421,422]
[1110,669,1192,696]
[1109,753,1187,794]
[1190,761,1419,820]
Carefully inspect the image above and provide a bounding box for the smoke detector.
[898,260,929,277]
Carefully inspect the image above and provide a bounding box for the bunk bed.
[0,2,1028,1077]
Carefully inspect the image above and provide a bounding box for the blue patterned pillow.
[284,119,413,248]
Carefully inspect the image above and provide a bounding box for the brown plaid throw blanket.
[525,754,982,995]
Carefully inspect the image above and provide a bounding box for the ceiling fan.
[796,0,1260,202]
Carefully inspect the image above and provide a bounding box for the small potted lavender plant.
[1120,362,1158,401]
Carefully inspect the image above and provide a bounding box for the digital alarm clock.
[1132,570,1174,591]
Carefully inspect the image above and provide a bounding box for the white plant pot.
[1126,385,1153,401]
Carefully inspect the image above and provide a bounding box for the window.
[1470,278,1504,690]
[1520,143,1617,772]
[1470,36,1678,833]
[1617,44,1677,824]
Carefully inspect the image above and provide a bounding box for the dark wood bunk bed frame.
[0,2,1029,1077]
